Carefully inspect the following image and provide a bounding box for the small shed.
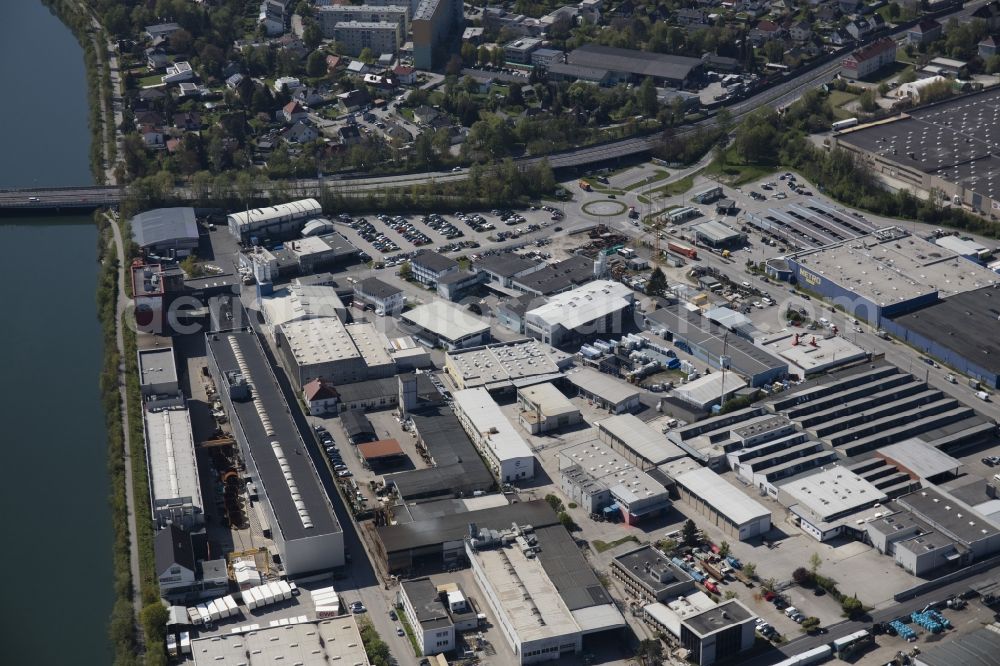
[357,439,407,467]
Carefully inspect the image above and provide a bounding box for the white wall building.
[402,301,491,350]
[524,280,634,346]
[453,388,535,482]
[517,382,580,434]
[227,199,323,241]
[399,577,455,655]
[354,277,405,315]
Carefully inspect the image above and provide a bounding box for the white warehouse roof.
[453,388,534,463]
[279,317,360,366]
[228,198,322,235]
[567,367,640,405]
[674,467,771,527]
[145,407,202,511]
[672,372,747,409]
[778,465,887,522]
[526,280,634,330]
[402,301,490,343]
[596,414,687,465]
[518,382,577,418]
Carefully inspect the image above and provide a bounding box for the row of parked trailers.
[166,632,192,657]
[243,580,295,610]
[188,595,239,625]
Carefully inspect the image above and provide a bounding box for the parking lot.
[330,207,565,261]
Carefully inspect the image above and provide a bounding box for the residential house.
[145,23,182,41]
[135,110,165,128]
[274,76,303,93]
[138,88,167,103]
[173,111,202,131]
[155,524,196,597]
[177,82,201,98]
[146,49,170,70]
[829,27,853,46]
[347,60,370,75]
[412,105,441,125]
[293,87,327,107]
[789,20,812,42]
[165,137,182,154]
[973,1,1000,31]
[393,65,416,84]
[143,130,166,149]
[981,36,998,58]
[846,14,884,41]
[282,101,308,123]
[163,61,194,84]
[282,121,319,144]
[304,379,339,415]
[326,55,343,72]
[815,3,839,22]
[838,0,859,12]
[841,37,896,80]
[225,72,245,90]
[676,8,709,26]
[383,122,412,143]
[750,20,783,46]
[907,19,942,46]
[338,88,370,112]
[338,125,362,146]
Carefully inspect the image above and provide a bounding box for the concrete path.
[108,212,145,652]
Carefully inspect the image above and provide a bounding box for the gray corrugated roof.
[914,626,1000,666]
[376,499,559,554]
[533,525,613,610]
[568,44,701,82]
[412,250,459,274]
[131,207,199,248]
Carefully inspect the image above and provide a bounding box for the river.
[0,2,112,664]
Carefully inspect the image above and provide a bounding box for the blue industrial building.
[885,287,1000,389]
[782,229,998,325]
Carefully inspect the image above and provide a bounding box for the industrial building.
[410,249,459,285]
[834,87,1000,216]
[206,329,344,576]
[564,44,702,87]
[139,347,180,399]
[240,234,359,284]
[227,199,323,242]
[777,466,888,541]
[511,254,597,296]
[189,618,370,666]
[767,363,991,458]
[386,405,494,501]
[375,500,558,572]
[452,388,535,483]
[517,382,580,434]
[690,220,743,249]
[474,253,544,289]
[611,545,696,603]
[276,318,395,389]
[671,372,748,411]
[336,376,400,412]
[402,301,491,350]
[759,331,868,378]
[565,368,641,414]
[131,207,199,256]
[399,577,455,656]
[444,339,566,391]
[437,270,487,302]
[645,306,788,387]
[260,285,346,335]
[784,227,999,323]
[523,280,634,347]
[914,625,1000,666]
[678,600,757,666]
[885,287,1000,388]
[559,439,671,524]
[595,413,686,469]
[145,405,203,529]
[342,410,377,444]
[466,525,625,664]
[353,277,405,315]
[671,467,772,541]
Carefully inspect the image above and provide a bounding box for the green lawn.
[138,73,164,88]
[650,173,698,198]
[623,169,671,191]
[705,149,778,186]
[593,535,639,553]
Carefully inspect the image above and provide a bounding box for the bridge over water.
[0,185,123,212]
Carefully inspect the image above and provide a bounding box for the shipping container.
[223,595,238,616]
[180,632,192,655]
[278,580,293,600]
[667,241,698,259]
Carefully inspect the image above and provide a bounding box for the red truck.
[667,241,698,259]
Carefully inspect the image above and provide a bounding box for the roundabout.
[582,199,628,217]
